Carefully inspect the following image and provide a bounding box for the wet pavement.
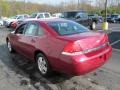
[0,23,120,90]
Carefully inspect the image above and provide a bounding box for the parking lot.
[0,23,119,90]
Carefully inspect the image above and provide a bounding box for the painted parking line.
[113,48,120,52]
[110,40,120,46]
[111,40,120,45]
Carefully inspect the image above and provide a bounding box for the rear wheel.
[36,53,52,77]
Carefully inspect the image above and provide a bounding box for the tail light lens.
[62,41,83,56]
[62,40,109,56]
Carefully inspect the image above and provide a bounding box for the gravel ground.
[0,25,120,90]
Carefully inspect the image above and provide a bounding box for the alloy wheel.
[92,22,96,30]
[37,56,48,75]
[7,41,12,52]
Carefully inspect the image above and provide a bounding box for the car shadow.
[0,44,72,90]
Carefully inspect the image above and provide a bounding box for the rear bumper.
[59,46,112,76]
[73,46,112,75]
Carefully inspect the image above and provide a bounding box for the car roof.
[24,18,70,23]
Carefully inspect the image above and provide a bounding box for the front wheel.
[90,22,96,30]
[7,41,14,53]
[113,20,116,23]
[36,53,52,77]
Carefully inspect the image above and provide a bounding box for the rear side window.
[24,23,38,36]
[48,21,89,36]
[37,26,44,36]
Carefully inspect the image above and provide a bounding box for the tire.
[7,41,14,53]
[36,53,52,77]
[113,20,116,23]
[90,22,96,30]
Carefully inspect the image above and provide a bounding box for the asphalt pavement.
[0,23,120,90]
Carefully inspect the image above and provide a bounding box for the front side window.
[111,15,118,18]
[24,23,38,36]
[44,13,50,18]
[15,24,26,34]
[37,14,44,19]
[76,13,88,19]
[17,16,24,19]
[48,21,89,36]
[82,13,88,18]
[30,13,37,18]
[66,12,77,18]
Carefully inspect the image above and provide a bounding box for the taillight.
[62,41,82,55]
[62,41,109,56]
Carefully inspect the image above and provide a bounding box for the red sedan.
[6,19,112,76]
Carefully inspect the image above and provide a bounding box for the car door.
[11,23,27,54]
[19,21,41,60]
[75,13,84,25]
[76,13,89,26]
[82,13,90,26]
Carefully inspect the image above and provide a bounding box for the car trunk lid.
[58,32,108,51]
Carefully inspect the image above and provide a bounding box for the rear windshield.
[48,21,89,35]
